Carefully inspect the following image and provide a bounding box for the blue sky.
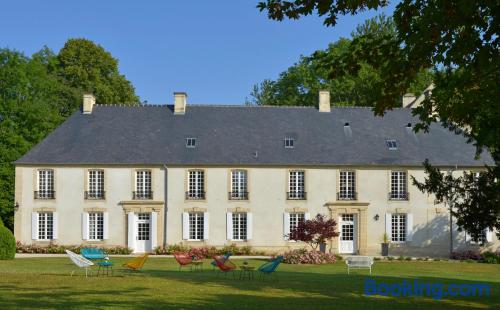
[0,1,396,104]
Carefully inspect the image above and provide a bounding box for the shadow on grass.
[0,260,498,309]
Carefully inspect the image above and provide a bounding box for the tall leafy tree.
[248,15,433,106]
[57,38,139,107]
[257,0,500,240]
[0,39,140,230]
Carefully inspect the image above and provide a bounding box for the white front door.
[339,214,357,254]
[135,213,151,253]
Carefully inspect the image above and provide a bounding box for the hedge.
[0,225,16,259]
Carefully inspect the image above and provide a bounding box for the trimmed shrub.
[283,248,336,264]
[0,226,16,259]
[481,251,500,264]
[451,250,482,261]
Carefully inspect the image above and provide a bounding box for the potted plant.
[381,233,390,256]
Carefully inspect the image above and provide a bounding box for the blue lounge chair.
[81,248,107,261]
[258,256,284,280]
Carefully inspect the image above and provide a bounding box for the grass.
[0,257,499,309]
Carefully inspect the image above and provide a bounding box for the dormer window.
[386,139,397,150]
[284,138,295,149]
[186,138,197,148]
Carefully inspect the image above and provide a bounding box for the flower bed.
[16,242,132,255]
[451,250,500,263]
[283,248,337,264]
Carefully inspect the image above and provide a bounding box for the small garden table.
[97,261,114,276]
[239,265,255,280]
[191,260,203,272]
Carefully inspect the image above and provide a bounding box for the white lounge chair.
[66,250,94,277]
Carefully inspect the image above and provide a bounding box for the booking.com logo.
[364,278,492,300]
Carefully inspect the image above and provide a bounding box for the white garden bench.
[345,256,374,275]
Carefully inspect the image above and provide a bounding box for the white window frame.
[37,169,54,199]
[87,170,104,199]
[88,212,104,241]
[187,170,205,199]
[38,212,54,240]
[186,138,197,148]
[284,138,295,148]
[289,213,305,233]
[288,170,305,199]
[232,213,248,241]
[135,170,152,199]
[390,171,408,200]
[188,212,204,240]
[391,214,407,243]
[386,139,397,150]
[339,171,356,200]
[230,170,248,199]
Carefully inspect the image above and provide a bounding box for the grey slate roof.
[15,105,493,167]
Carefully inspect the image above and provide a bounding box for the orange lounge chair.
[213,256,237,278]
[122,253,149,271]
[174,252,193,271]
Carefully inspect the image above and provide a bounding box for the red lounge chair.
[174,252,193,271]
[213,256,237,278]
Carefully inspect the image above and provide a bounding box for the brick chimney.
[174,92,187,115]
[318,90,331,113]
[82,94,96,114]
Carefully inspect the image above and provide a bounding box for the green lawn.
[0,258,498,309]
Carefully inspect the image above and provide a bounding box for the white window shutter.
[151,212,158,249]
[82,212,89,240]
[246,213,253,240]
[203,212,209,240]
[406,213,413,242]
[226,212,233,240]
[486,229,493,243]
[103,212,109,240]
[52,212,58,240]
[305,213,311,221]
[283,213,290,240]
[182,212,189,240]
[465,231,471,242]
[385,213,392,241]
[128,212,136,249]
[31,212,39,240]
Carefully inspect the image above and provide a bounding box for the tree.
[57,38,139,106]
[288,214,339,251]
[248,15,433,107]
[0,39,140,230]
[257,0,500,240]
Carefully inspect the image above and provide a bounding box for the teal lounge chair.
[258,256,283,280]
[211,252,232,269]
[81,248,107,261]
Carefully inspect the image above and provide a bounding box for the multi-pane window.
[288,170,305,199]
[230,170,248,199]
[88,212,104,240]
[289,213,305,233]
[232,213,247,240]
[186,138,197,148]
[468,229,487,244]
[87,170,104,199]
[390,171,408,200]
[37,170,54,199]
[340,214,355,241]
[391,214,407,242]
[187,170,205,199]
[135,170,152,199]
[386,139,397,150]
[137,213,151,241]
[38,212,54,240]
[339,171,356,200]
[284,138,295,148]
[189,213,204,240]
